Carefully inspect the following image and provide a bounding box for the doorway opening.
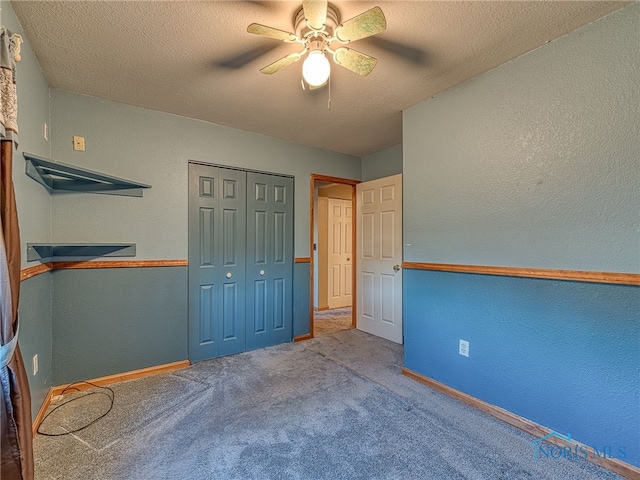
[309,174,359,338]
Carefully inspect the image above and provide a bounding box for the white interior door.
[327,198,352,309]
[356,174,402,343]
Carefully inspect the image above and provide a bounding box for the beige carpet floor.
[33,329,623,479]
[313,307,353,337]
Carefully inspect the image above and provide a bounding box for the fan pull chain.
[327,75,332,110]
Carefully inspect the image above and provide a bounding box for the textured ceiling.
[11,0,628,157]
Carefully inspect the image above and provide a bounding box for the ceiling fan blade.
[260,52,303,75]
[303,0,328,31]
[247,23,298,43]
[333,47,378,76]
[334,6,387,43]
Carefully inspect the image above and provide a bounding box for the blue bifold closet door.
[245,172,294,351]
[188,163,293,362]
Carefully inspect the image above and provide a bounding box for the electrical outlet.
[459,339,469,357]
[32,354,38,376]
[73,135,85,151]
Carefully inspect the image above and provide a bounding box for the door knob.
[393,264,400,272]
[259,270,265,276]
[226,272,233,278]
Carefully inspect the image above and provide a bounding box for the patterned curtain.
[0,26,20,143]
[0,26,34,480]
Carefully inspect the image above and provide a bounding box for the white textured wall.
[50,91,361,259]
[403,4,640,273]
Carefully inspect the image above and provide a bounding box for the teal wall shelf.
[24,153,151,197]
[27,243,136,262]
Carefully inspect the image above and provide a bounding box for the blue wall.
[293,262,311,338]
[402,3,639,469]
[404,270,639,465]
[52,267,188,384]
[19,274,53,419]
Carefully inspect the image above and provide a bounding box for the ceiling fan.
[247,0,387,88]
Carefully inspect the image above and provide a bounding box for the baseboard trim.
[294,334,313,342]
[402,368,640,479]
[50,360,190,397]
[32,388,54,436]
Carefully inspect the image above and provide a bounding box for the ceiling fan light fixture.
[248,3,386,88]
[302,50,330,87]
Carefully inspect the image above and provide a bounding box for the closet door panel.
[246,172,293,350]
[189,164,220,361]
[216,167,247,357]
[189,164,246,361]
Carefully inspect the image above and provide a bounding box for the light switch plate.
[73,135,85,151]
